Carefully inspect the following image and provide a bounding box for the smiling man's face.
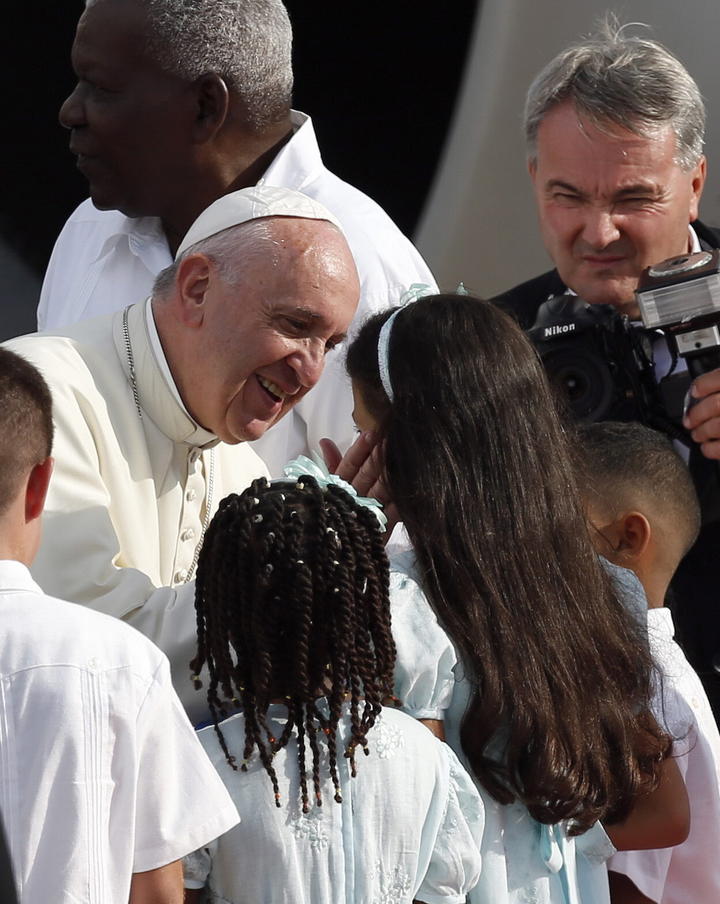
[529,100,706,318]
[174,218,359,444]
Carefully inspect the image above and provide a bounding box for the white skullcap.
[175,185,343,259]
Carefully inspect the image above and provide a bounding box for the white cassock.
[5,299,267,722]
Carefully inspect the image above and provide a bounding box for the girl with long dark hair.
[183,475,482,903]
[346,293,687,903]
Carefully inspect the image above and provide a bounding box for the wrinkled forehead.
[533,102,686,187]
[270,218,354,278]
[223,217,355,284]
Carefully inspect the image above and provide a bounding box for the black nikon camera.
[528,249,720,441]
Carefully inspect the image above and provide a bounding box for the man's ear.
[191,73,230,143]
[25,457,53,524]
[615,511,651,562]
[174,254,212,328]
[528,157,538,183]
[688,154,707,222]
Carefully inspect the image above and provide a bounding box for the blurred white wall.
[416,0,720,297]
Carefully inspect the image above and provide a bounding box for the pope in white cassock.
[5,186,360,722]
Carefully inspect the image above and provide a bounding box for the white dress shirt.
[37,112,437,475]
[0,560,239,903]
[609,607,720,903]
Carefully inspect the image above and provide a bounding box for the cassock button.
[186,489,197,502]
[181,528,195,542]
[174,569,189,583]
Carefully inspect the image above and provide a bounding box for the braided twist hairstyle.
[191,475,394,811]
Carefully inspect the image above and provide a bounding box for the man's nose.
[581,208,621,249]
[59,84,85,130]
[289,342,325,390]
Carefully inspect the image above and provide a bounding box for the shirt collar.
[257,110,324,192]
[647,605,675,639]
[144,300,191,415]
[91,213,170,274]
[113,299,219,448]
[0,560,43,594]
[689,223,701,253]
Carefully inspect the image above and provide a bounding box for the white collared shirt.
[0,560,239,902]
[609,607,720,903]
[38,112,437,475]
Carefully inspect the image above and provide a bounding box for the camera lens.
[541,347,615,421]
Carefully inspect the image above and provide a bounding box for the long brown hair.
[347,294,668,833]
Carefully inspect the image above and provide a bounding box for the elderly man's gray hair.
[524,18,705,171]
[152,219,276,298]
[86,0,293,132]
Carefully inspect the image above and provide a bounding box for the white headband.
[376,283,469,401]
[377,307,405,402]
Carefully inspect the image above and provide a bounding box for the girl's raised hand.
[319,433,399,538]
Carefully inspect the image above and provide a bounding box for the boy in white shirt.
[0,347,240,903]
[579,420,720,904]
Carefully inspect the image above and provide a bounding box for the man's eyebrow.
[544,179,585,196]
[278,306,347,342]
[613,183,662,197]
[280,305,322,321]
[544,179,663,199]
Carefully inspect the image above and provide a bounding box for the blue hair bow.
[281,453,387,532]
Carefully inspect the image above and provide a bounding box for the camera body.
[528,250,720,438]
[527,294,661,426]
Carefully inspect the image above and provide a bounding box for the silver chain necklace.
[122,305,143,419]
[122,304,214,583]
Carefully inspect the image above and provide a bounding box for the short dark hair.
[577,421,701,554]
[0,349,53,515]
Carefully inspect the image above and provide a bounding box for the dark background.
[1,2,478,339]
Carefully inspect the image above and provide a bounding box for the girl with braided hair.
[345,292,689,904]
[182,474,482,904]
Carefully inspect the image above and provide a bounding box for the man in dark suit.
[493,21,720,728]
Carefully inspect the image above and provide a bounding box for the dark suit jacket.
[490,221,720,720]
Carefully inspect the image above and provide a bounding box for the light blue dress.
[389,549,616,904]
[183,703,483,903]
